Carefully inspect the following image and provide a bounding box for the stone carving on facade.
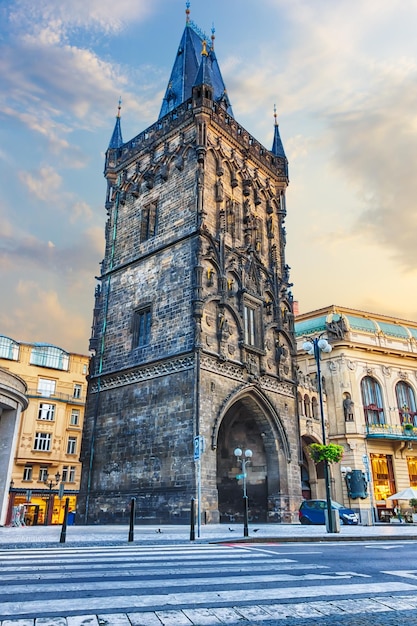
[382,365,392,377]
[398,370,408,380]
[326,316,347,340]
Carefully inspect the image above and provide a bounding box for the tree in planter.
[308,443,344,464]
[409,498,417,512]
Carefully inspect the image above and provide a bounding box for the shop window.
[408,458,417,487]
[370,454,395,501]
[361,376,385,425]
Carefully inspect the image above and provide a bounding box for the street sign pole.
[194,436,204,538]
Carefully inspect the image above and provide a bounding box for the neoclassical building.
[78,8,301,525]
[296,305,417,522]
[0,336,89,525]
[0,367,28,525]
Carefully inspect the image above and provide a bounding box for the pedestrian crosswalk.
[1,543,417,625]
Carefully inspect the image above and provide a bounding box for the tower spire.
[185,1,190,24]
[271,104,286,159]
[108,97,123,149]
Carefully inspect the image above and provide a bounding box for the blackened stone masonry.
[78,9,301,525]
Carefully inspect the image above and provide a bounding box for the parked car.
[299,499,359,525]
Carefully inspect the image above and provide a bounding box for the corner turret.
[108,98,123,150]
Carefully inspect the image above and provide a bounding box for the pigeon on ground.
[228,527,235,531]
[156,528,162,533]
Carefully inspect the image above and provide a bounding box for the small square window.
[70,409,80,426]
[39,466,49,481]
[34,432,51,451]
[73,384,82,399]
[67,437,77,455]
[23,465,33,481]
[38,403,55,421]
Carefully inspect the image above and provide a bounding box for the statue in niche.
[215,178,224,202]
[343,396,355,421]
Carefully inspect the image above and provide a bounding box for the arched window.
[304,395,311,418]
[297,392,304,416]
[396,381,417,426]
[311,397,318,419]
[361,376,385,425]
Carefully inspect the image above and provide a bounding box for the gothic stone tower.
[78,11,301,524]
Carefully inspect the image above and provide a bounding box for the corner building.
[79,12,301,524]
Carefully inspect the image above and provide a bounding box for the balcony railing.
[365,423,417,439]
[26,389,86,405]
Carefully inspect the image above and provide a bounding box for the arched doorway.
[215,391,291,523]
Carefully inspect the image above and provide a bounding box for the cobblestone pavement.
[1,521,417,547]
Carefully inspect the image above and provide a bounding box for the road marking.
[383,570,417,580]
[2,582,416,618]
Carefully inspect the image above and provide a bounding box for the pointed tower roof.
[159,5,233,119]
[108,98,123,149]
[193,39,213,88]
[271,105,286,159]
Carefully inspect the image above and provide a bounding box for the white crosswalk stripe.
[1,544,417,624]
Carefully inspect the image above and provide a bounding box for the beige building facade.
[296,305,417,524]
[0,336,89,525]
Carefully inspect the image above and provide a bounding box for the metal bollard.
[59,497,70,544]
[128,498,136,542]
[190,497,196,541]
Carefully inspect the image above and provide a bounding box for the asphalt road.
[2,539,417,625]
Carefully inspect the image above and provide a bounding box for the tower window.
[140,202,157,242]
[132,307,152,348]
[243,302,262,348]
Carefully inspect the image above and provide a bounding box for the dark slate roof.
[272,117,286,159]
[159,20,233,119]
[108,110,123,150]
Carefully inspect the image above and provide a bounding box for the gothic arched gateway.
[215,389,292,524]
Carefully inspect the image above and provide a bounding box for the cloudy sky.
[1,0,416,354]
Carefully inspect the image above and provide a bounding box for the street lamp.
[302,336,337,534]
[234,448,252,537]
[43,472,61,525]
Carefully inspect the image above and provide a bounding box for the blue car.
[299,499,359,525]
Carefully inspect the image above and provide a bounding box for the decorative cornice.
[89,355,195,393]
[200,353,294,397]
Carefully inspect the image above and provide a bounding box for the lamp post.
[43,472,61,525]
[302,336,337,534]
[234,448,252,537]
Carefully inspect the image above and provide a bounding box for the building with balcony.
[296,305,417,523]
[0,336,89,525]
